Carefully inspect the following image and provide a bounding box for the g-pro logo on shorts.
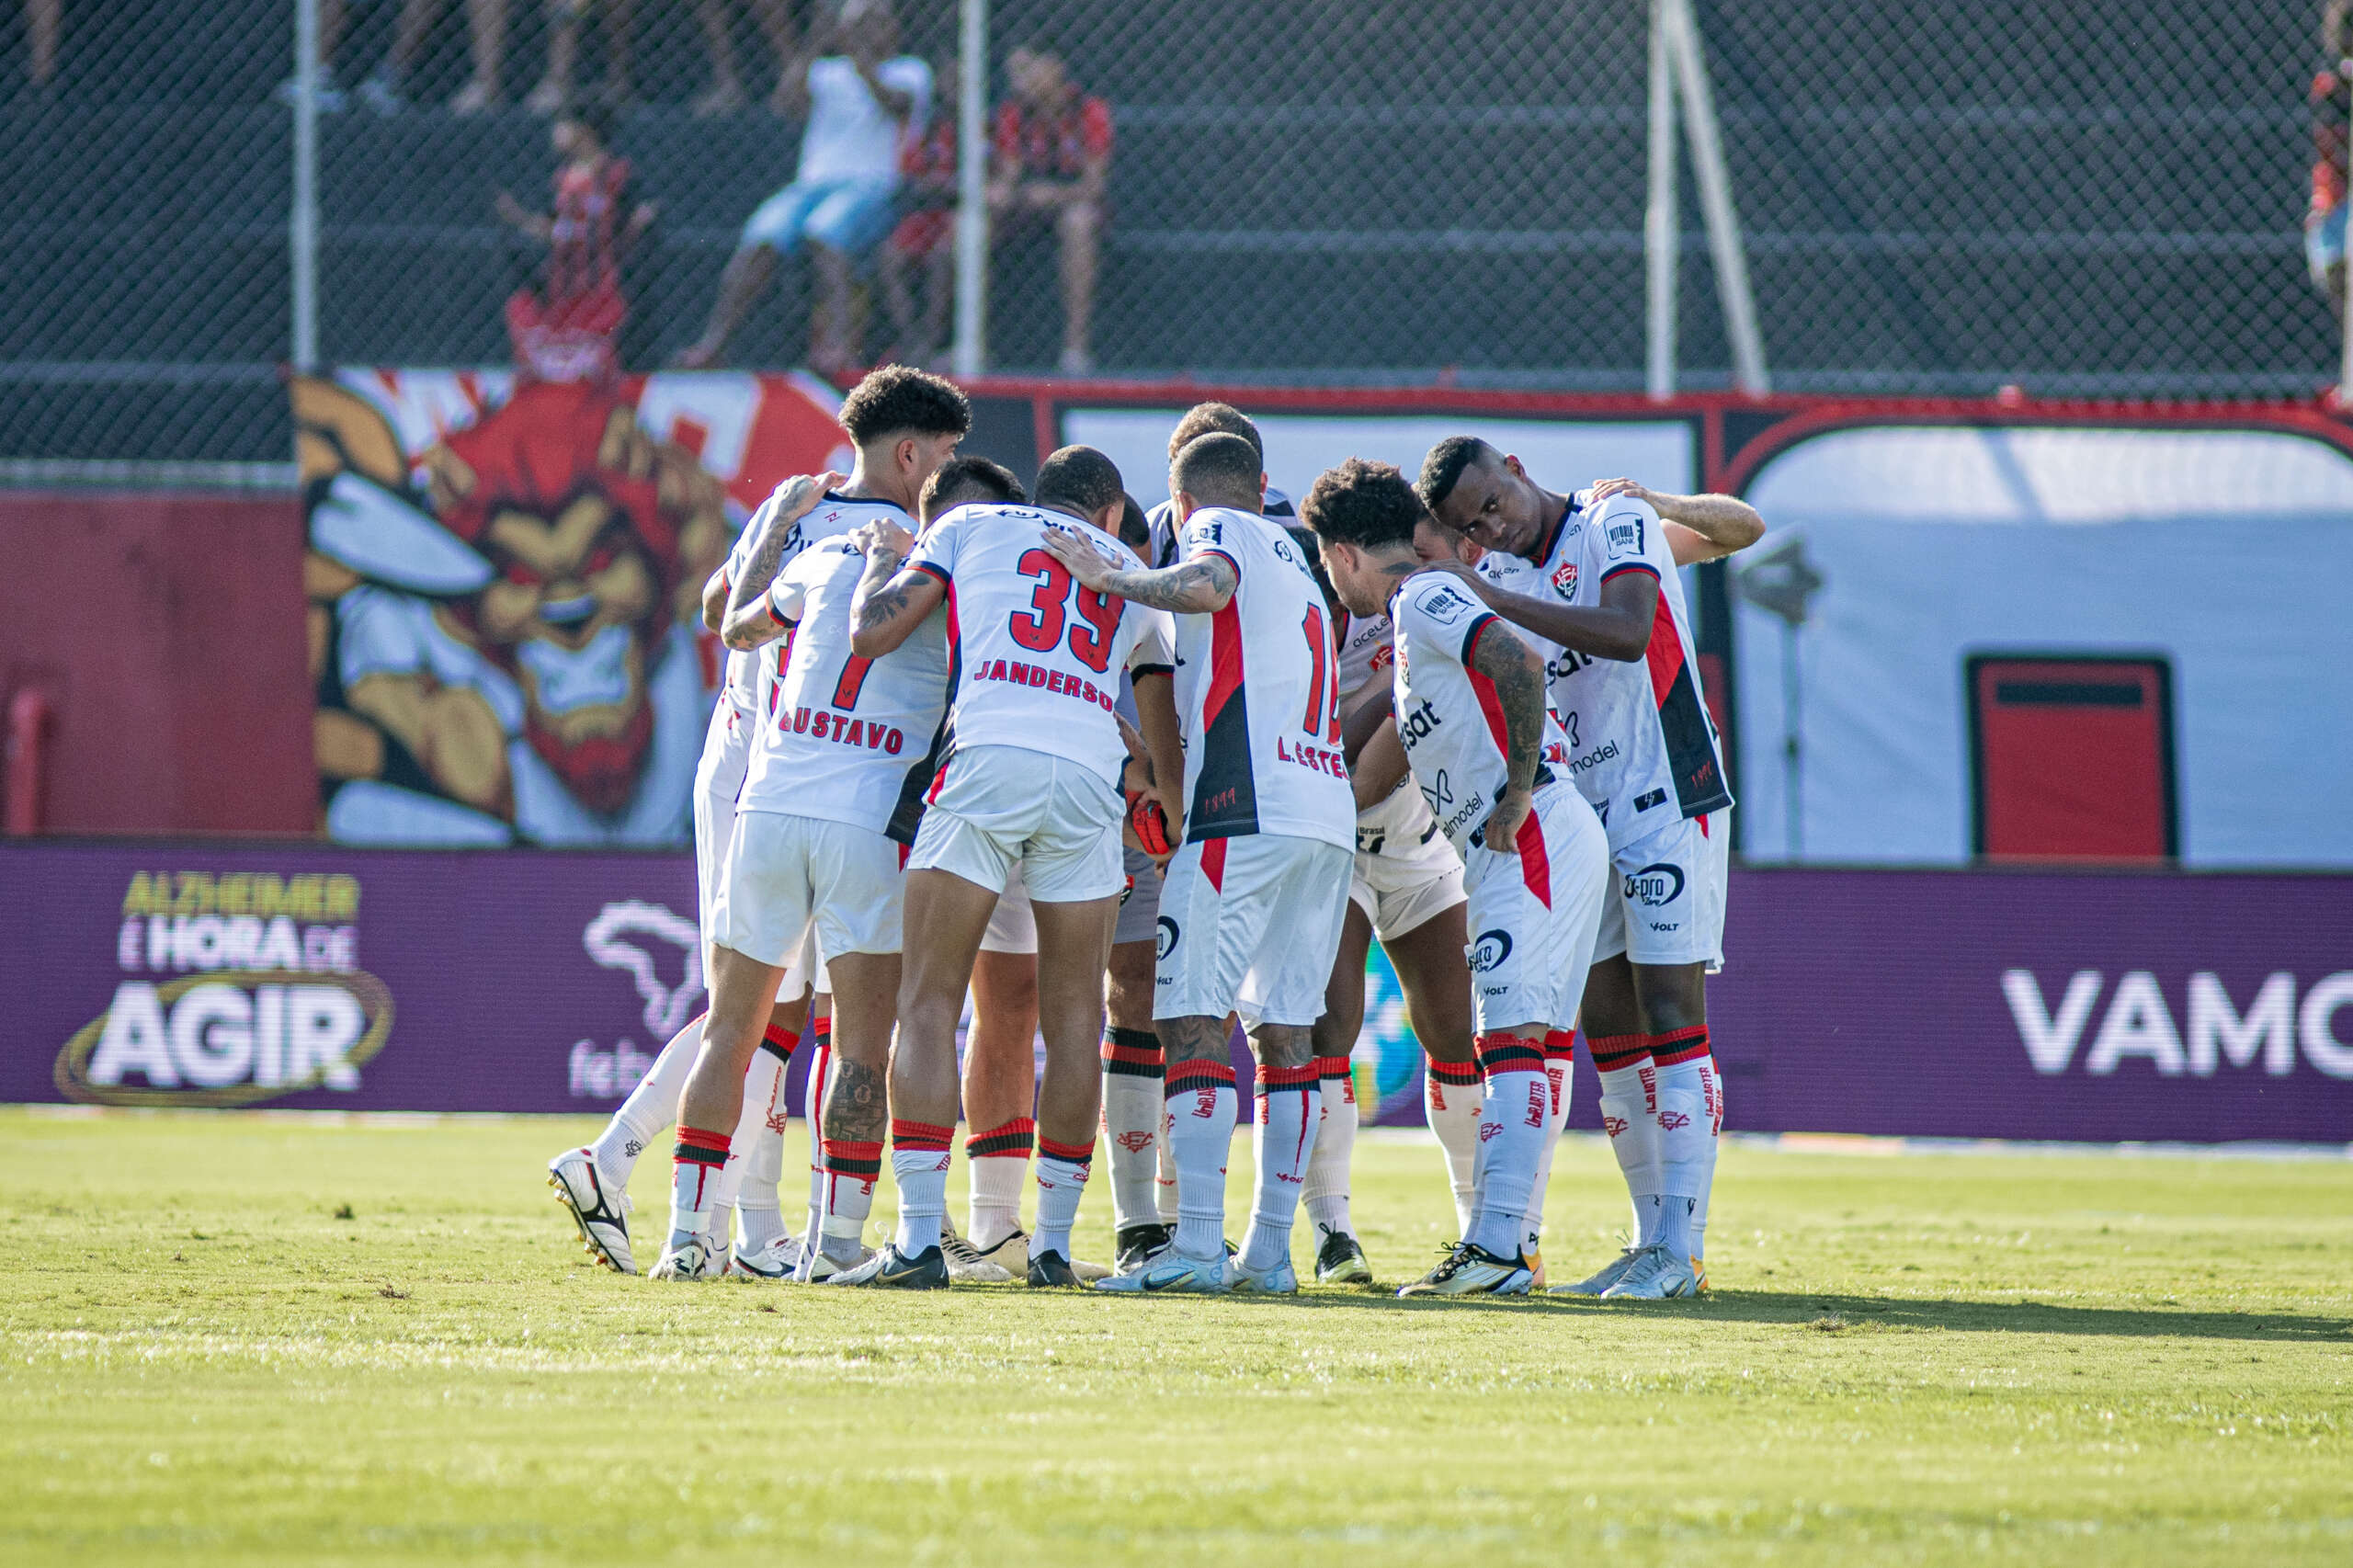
[1156,915,1180,962]
[1624,863,1686,907]
[1467,928,1514,973]
[55,870,391,1108]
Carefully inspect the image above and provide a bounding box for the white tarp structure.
[1734,424,2353,867]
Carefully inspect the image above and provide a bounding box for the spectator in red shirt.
[2310,2,2352,337]
[494,106,656,382]
[881,64,961,369]
[987,42,1111,375]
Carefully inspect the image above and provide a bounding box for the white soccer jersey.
[904,503,1176,788]
[1165,506,1355,849]
[1333,602,1445,851]
[1388,572,1575,856]
[737,535,950,843]
[1147,483,1294,570]
[1475,491,1733,846]
[693,511,772,801]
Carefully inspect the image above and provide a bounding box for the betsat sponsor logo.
[2002,968,2353,1080]
[57,870,389,1107]
[571,899,705,1099]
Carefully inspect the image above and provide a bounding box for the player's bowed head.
[1301,457,1435,618]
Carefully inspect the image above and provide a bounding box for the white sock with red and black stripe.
[734,1023,799,1255]
[964,1117,1034,1251]
[1589,1032,1664,1247]
[1649,1028,1719,1263]
[1030,1134,1094,1263]
[1240,1062,1320,1274]
[813,1131,879,1264]
[801,1015,835,1247]
[890,1119,955,1256]
[1163,1057,1236,1259]
[666,1124,732,1244]
[1300,1054,1357,1242]
[1423,1055,1483,1236]
[1519,1029,1577,1258]
[1098,1027,1165,1233]
[1467,1034,1550,1259]
[711,1025,794,1247]
[591,1012,702,1186]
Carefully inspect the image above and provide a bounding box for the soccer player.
[1303,457,1609,1297]
[1142,402,1297,569]
[544,475,828,1278]
[1419,438,1759,1299]
[846,445,1179,1288]
[1045,432,1358,1296]
[644,368,969,1281]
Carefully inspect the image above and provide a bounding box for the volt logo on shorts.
[1623,863,1686,906]
[1467,928,1514,973]
[1155,915,1179,961]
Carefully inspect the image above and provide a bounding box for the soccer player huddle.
[548,366,1765,1300]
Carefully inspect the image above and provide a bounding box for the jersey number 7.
[1009,547,1121,673]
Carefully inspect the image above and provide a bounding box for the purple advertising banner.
[2,846,2348,1143]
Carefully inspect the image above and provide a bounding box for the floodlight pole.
[950,0,989,379]
[1665,0,1769,395]
[290,0,321,373]
[1644,0,1678,400]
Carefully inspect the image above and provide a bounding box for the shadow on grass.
[1231,1287,2353,1341]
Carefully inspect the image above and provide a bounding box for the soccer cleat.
[1691,1256,1711,1293]
[1092,1249,1230,1294]
[1313,1226,1373,1285]
[1026,1249,1083,1288]
[725,1234,806,1280]
[1551,1246,1642,1297]
[1396,1242,1533,1298]
[1226,1252,1299,1294]
[939,1223,1017,1284]
[1114,1222,1175,1274]
[1526,1248,1546,1290]
[824,1242,949,1289]
[794,1243,873,1284]
[548,1148,635,1275]
[1069,1254,1112,1282]
[1599,1242,1699,1300]
[649,1232,722,1280]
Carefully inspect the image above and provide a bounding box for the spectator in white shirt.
[676,0,931,377]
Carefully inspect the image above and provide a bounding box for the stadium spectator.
[987,42,1110,375]
[326,0,512,114]
[690,0,801,118]
[675,0,931,377]
[529,0,634,115]
[879,62,961,369]
[2310,2,2352,346]
[494,104,655,381]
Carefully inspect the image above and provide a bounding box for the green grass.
[1,1108,2348,1567]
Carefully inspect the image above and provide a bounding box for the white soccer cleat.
[725,1234,807,1280]
[940,1225,1017,1284]
[1396,1243,1533,1298]
[1551,1246,1642,1297]
[794,1243,874,1284]
[1599,1243,1698,1300]
[1092,1249,1230,1294]
[1067,1255,1112,1283]
[1225,1253,1299,1295]
[649,1233,722,1281]
[548,1147,635,1275]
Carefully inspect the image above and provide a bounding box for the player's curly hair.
[921,455,1024,522]
[1302,457,1424,550]
[1415,435,1494,512]
[1165,402,1263,462]
[1033,445,1125,517]
[838,365,972,446]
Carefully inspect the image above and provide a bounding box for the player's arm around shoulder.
[847,515,943,658]
[1040,519,1236,615]
[1589,476,1765,565]
[720,470,843,649]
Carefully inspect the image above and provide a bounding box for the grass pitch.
[1,1109,2347,1567]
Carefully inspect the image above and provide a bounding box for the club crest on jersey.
[1550,560,1579,599]
[1624,863,1687,906]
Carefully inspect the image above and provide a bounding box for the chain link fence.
[3,1,2341,463]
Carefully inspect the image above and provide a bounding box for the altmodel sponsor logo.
[2001,968,2353,1079]
[56,870,390,1107]
[1568,739,1620,774]
[1623,863,1686,907]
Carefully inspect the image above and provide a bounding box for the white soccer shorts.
[1115,844,1165,947]
[713,809,905,970]
[1458,783,1609,1037]
[699,784,824,994]
[1348,817,1468,943]
[1154,833,1352,1029]
[1592,810,1728,969]
[909,744,1126,904]
[980,860,1036,955]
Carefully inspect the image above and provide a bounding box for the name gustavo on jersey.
[775,706,908,755]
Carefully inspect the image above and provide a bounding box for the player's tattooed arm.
[847,518,946,658]
[1040,528,1237,614]
[1350,716,1410,812]
[1467,619,1549,849]
[1589,478,1766,564]
[721,470,844,648]
[1422,558,1655,664]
